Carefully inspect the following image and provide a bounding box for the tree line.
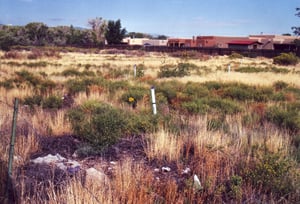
[0,18,128,50]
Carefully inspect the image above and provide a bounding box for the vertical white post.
[150,86,157,115]
[228,64,231,73]
[133,64,137,78]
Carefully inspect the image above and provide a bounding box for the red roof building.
[228,40,262,49]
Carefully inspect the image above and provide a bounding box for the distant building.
[167,37,197,47]
[249,35,299,51]
[228,40,262,50]
[167,35,300,51]
[196,36,249,48]
[122,37,167,46]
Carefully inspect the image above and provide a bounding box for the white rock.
[85,167,108,188]
[110,161,117,165]
[161,167,171,172]
[193,174,203,190]
[182,167,191,175]
[154,168,160,172]
[31,153,66,165]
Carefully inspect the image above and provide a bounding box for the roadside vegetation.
[0,48,299,203]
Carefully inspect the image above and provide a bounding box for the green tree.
[25,22,48,45]
[292,8,300,35]
[105,19,126,44]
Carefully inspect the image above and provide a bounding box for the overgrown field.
[0,48,299,203]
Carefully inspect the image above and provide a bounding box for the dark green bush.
[182,100,209,114]
[229,52,243,59]
[207,117,229,132]
[15,70,41,87]
[156,81,183,103]
[269,66,289,73]
[68,101,127,149]
[42,95,63,109]
[158,63,193,78]
[183,82,209,99]
[205,98,242,114]
[65,77,106,95]
[273,81,288,91]
[266,106,300,133]
[235,66,265,73]
[23,95,43,108]
[182,97,241,115]
[244,153,296,197]
[273,53,299,66]
[203,81,222,90]
[61,68,82,77]
[0,79,14,89]
[120,86,147,105]
[68,101,159,150]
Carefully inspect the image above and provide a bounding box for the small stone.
[161,167,171,172]
[110,161,117,165]
[154,168,160,172]
[182,167,191,175]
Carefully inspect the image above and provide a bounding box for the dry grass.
[0,50,299,203]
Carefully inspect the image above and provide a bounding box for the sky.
[0,0,299,38]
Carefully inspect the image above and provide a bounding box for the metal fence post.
[6,98,19,197]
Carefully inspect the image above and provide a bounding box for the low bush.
[23,95,43,108]
[243,152,297,198]
[158,63,193,78]
[235,66,265,73]
[273,81,288,91]
[0,79,14,89]
[14,70,42,87]
[42,95,63,109]
[266,106,300,133]
[269,66,290,73]
[182,97,241,115]
[61,68,82,77]
[68,101,128,149]
[228,52,243,59]
[120,86,148,107]
[207,117,229,132]
[273,52,299,66]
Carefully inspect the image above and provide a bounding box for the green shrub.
[42,95,63,109]
[135,64,145,78]
[182,100,209,114]
[269,66,289,73]
[183,82,209,99]
[68,101,127,149]
[0,79,14,89]
[235,66,265,73]
[156,81,183,103]
[158,63,192,78]
[273,53,299,66]
[273,81,288,91]
[266,106,300,133]
[229,52,243,59]
[120,87,147,105]
[65,77,106,95]
[207,117,229,132]
[244,153,296,197]
[108,80,129,94]
[205,98,242,114]
[182,97,241,115]
[23,95,43,108]
[15,70,42,87]
[61,68,82,77]
[203,81,222,90]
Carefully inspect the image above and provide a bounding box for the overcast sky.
[0,0,299,37]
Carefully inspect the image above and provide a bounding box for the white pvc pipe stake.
[228,64,231,73]
[134,64,137,77]
[150,86,157,115]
